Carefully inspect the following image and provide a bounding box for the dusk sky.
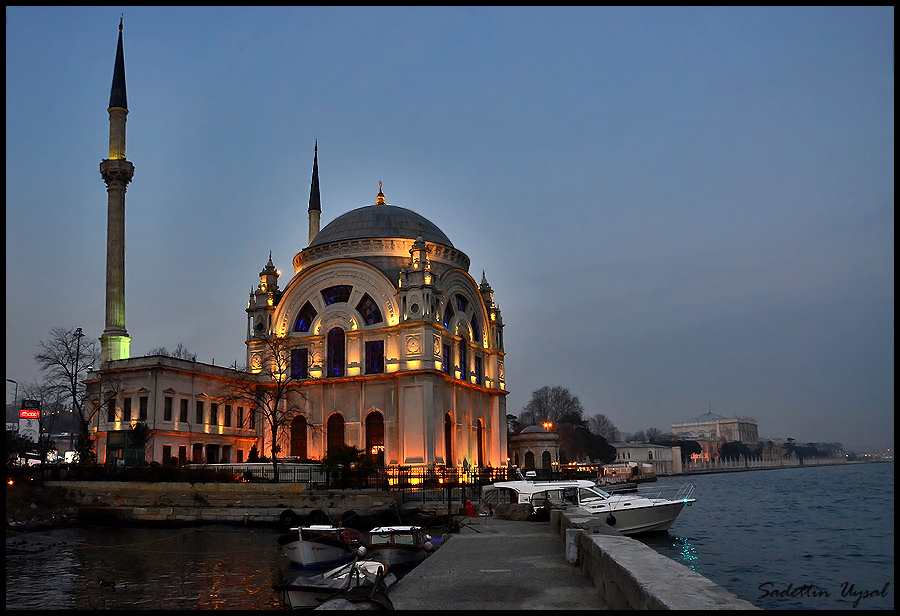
[6,7,894,451]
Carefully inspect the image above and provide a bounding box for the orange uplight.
[542,421,553,431]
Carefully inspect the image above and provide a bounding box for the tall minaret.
[99,18,134,364]
[307,141,321,245]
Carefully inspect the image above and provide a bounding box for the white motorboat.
[366,525,434,569]
[482,477,695,535]
[274,555,396,609]
[277,524,366,570]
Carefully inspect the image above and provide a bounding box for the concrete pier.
[391,515,601,610]
[391,510,759,610]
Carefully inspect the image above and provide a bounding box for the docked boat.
[482,477,695,535]
[366,525,434,569]
[274,555,396,609]
[277,524,366,570]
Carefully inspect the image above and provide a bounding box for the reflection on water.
[636,463,894,610]
[6,525,289,610]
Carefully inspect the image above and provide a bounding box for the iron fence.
[8,462,599,492]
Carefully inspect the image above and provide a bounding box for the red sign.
[20,409,40,419]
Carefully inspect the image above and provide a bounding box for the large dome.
[309,205,454,248]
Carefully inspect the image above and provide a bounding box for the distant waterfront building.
[508,425,560,470]
[84,22,508,470]
[671,411,759,445]
[610,443,683,475]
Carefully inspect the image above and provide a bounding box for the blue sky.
[6,7,894,451]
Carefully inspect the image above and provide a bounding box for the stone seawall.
[552,508,759,609]
[44,481,395,526]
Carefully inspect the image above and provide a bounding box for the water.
[6,525,289,610]
[6,463,894,610]
[637,462,894,610]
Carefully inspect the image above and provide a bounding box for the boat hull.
[366,545,428,569]
[594,501,689,535]
[278,526,363,570]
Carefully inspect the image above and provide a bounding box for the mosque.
[84,22,509,470]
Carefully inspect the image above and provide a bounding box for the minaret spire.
[99,19,134,364]
[307,141,321,246]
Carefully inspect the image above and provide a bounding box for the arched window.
[476,419,484,468]
[471,315,481,346]
[541,450,552,469]
[648,450,653,461]
[321,285,353,305]
[365,411,385,466]
[356,293,383,325]
[327,327,345,377]
[524,451,535,470]
[442,302,454,329]
[295,301,318,332]
[455,294,469,313]
[514,452,519,467]
[444,413,453,467]
[327,414,345,458]
[290,415,307,460]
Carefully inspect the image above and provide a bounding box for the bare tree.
[146,342,198,361]
[588,413,621,443]
[33,327,100,464]
[519,385,586,428]
[227,334,307,480]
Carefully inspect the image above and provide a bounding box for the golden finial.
[376,181,386,205]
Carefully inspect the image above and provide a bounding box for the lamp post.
[7,378,17,408]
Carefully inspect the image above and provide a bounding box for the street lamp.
[7,378,17,408]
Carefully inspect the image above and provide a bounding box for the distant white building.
[610,443,683,475]
[671,411,759,445]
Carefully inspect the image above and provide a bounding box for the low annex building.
[508,424,560,470]
[84,23,508,470]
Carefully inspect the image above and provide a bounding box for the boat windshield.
[578,487,609,503]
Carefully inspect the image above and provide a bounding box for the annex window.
[291,415,308,460]
[365,340,385,374]
[224,404,232,427]
[327,413,345,457]
[321,284,353,306]
[365,411,385,466]
[356,293,384,325]
[210,403,219,426]
[164,396,173,421]
[444,413,454,467]
[139,396,148,421]
[476,419,484,468]
[327,327,345,377]
[123,397,132,422]
[163,445,172,464]
[291,348,309,379]
[294,301,318,333]
[196,400,204,424]
[106,396,116,423]
[238,406,245,428]
[180,399,189,422]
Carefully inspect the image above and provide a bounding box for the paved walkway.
[389,516,601,610]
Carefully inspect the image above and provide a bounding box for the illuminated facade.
[85,23,508,469]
